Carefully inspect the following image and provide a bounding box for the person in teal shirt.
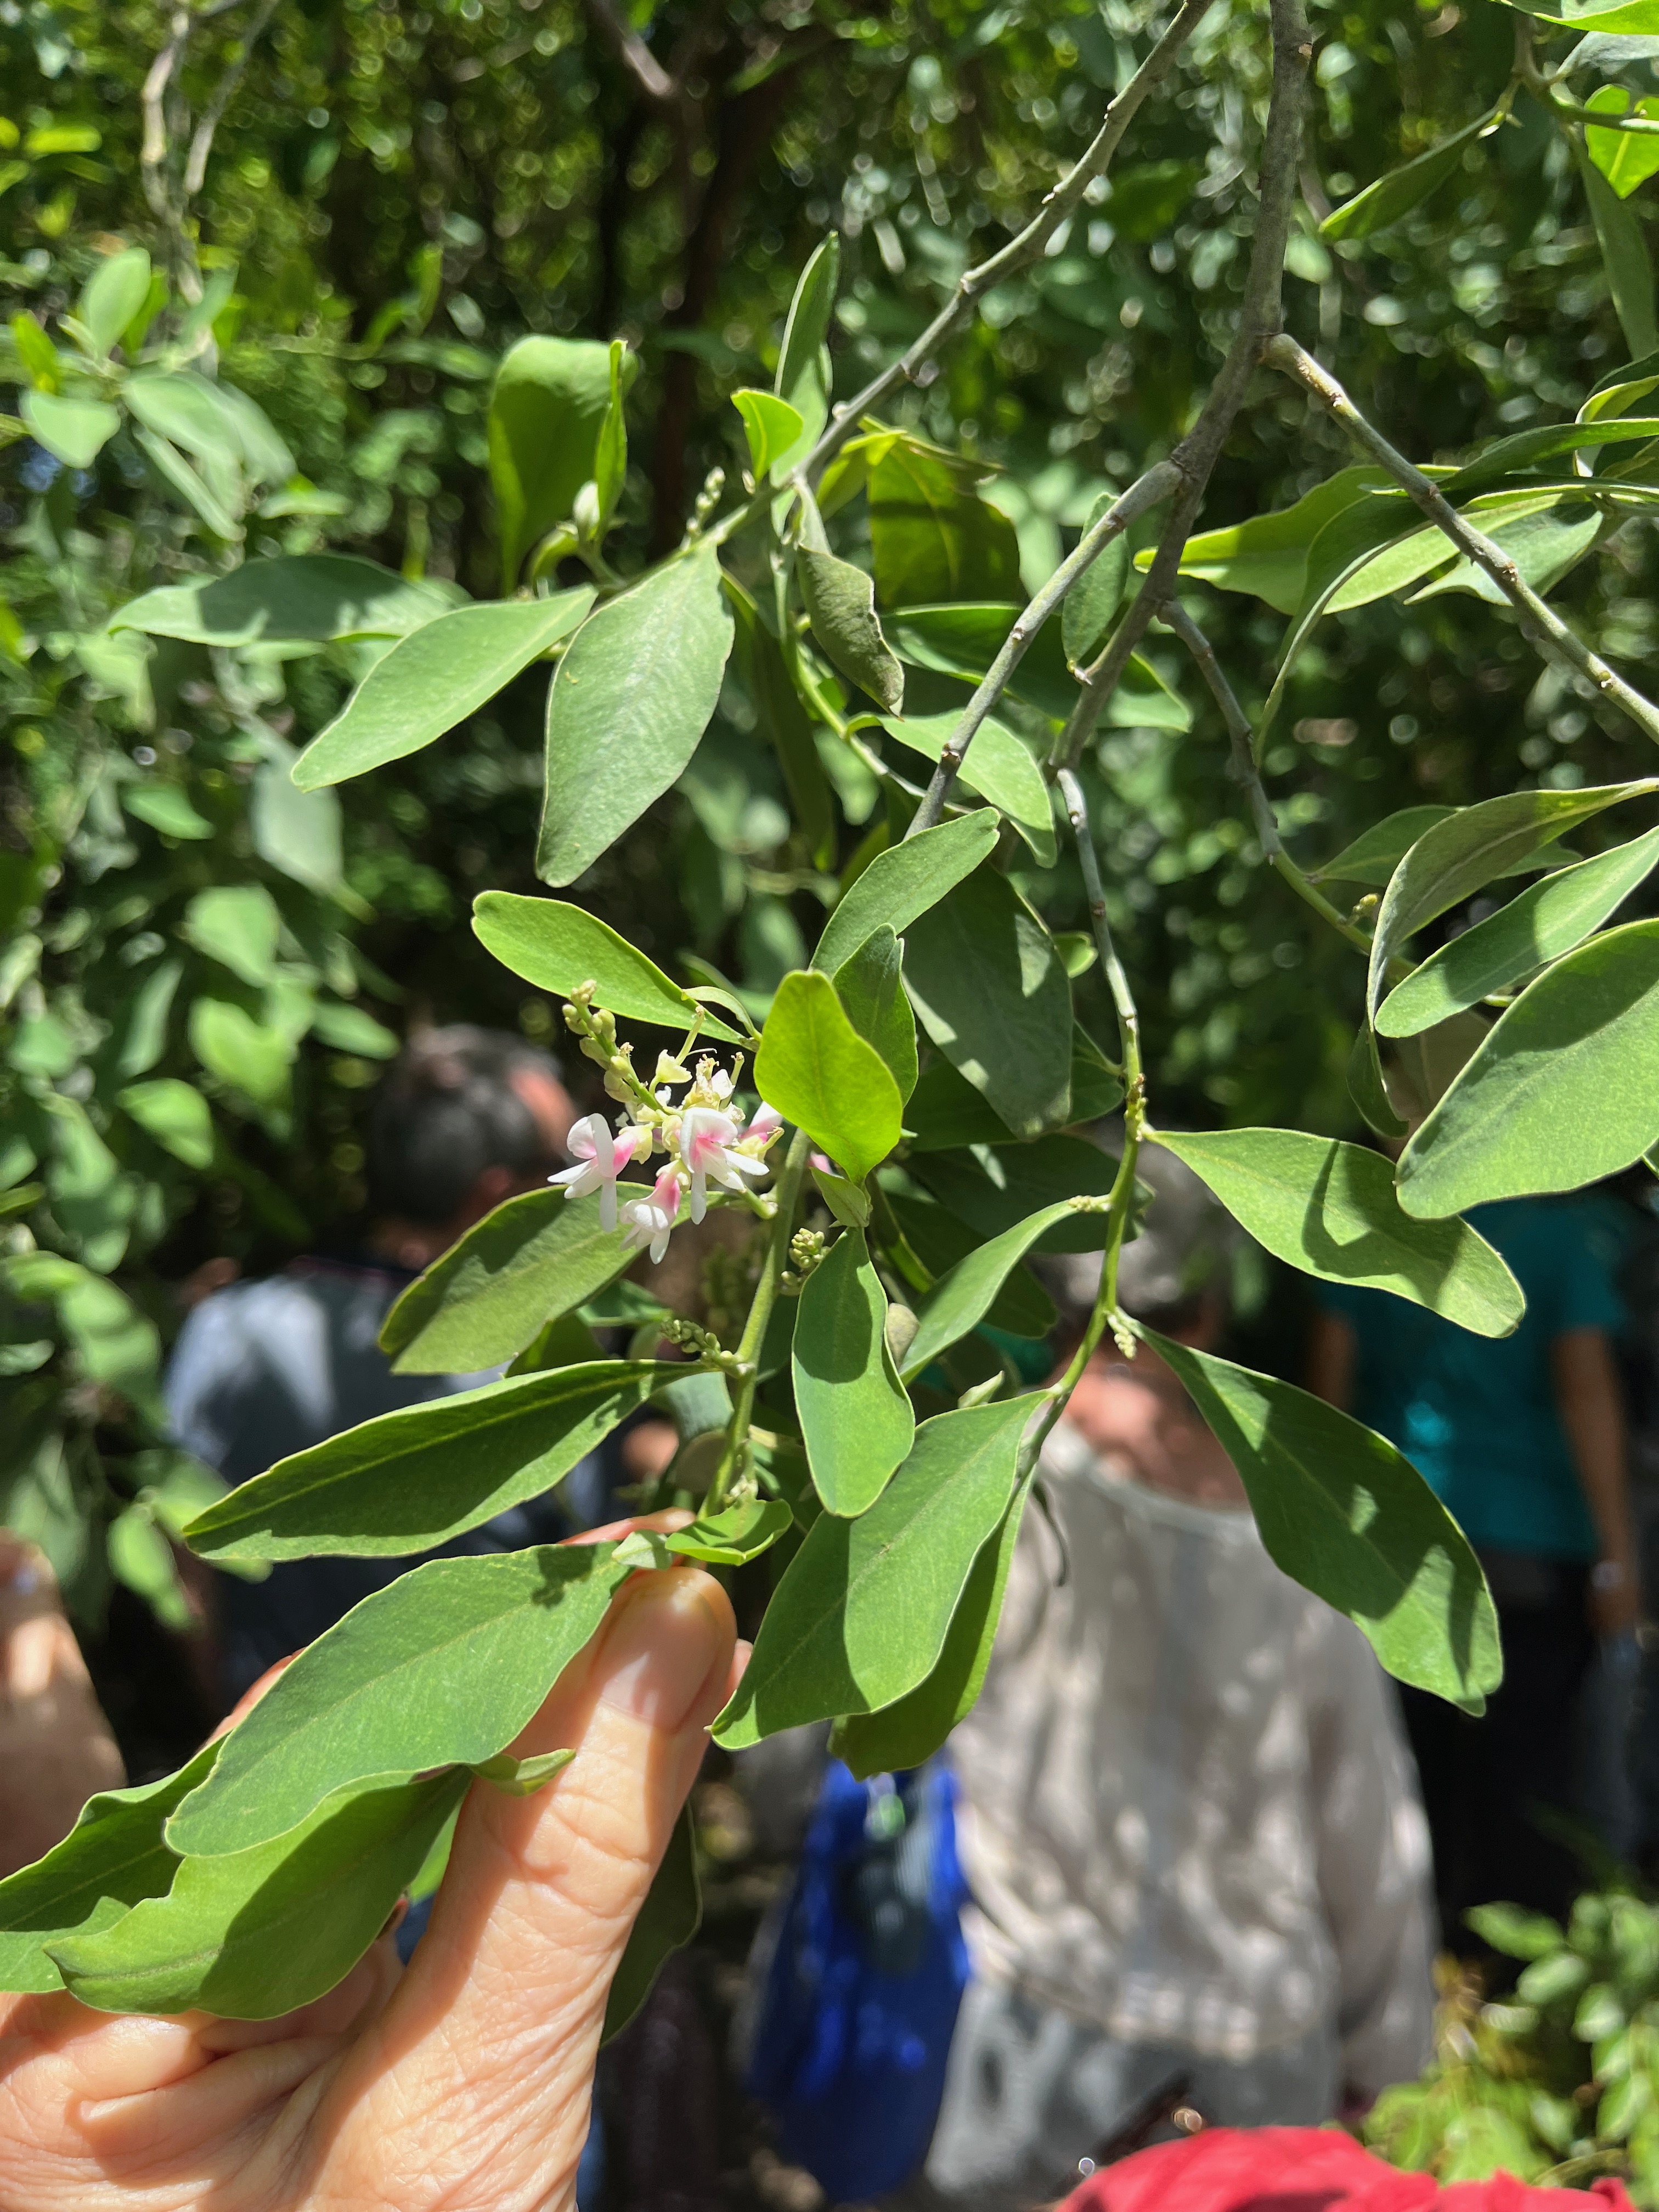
[1308,1194,1639,1950]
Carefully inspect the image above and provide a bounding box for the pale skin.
[0,1523,743,2212]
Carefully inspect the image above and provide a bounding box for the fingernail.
[594,1570,730,1731]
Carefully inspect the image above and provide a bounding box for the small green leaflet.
[879,710,1057,867]
[1579,141,1659,362]
[538,546,733,887]
[472,891,741,1042]
[713,1393,1034,1748]
[798,544,905,713]
[812,810,998,975]
[832,925,917,1099]
[1063,490,1131,667]
[1150,1128,1522,1336]
[902,1203,1080,1379]
[490,335,637,590]
[184,1361,685,1561]
[311,1001,398,1058]
[52,1770,468,2020]
[754,970,902,1181]
[168,1544,633,1856]
[1588,87,1659,198]
[1143,1329,1501,1712]
[118,1077,214,1170]
[380,1187,635,1374]
[603,1803,701,2041]
[189,1000,292,1109]
[1319,106,1499,243]
[594,338,630,528]
[123,783,212,840]
[1378,826,1659,1037]
[470,1747,577,1796]
[1397,921,1659,1218]
[111,555,456,646]
[662,1498,794,1565]
[294,591,594,789]
[885,1188,1058,1341]
[793,1228,916,1516]
[78,246,151,358]
[731,388,805,481]
[1313,805,1457,887]
[771,236,839,478]
[180,882,281,986]
[20,391,120,470]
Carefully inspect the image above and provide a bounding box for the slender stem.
[1548,98,1659,134]
[706,1127,811,1514]
[1264,332,1659,749]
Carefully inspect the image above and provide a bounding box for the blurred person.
[166,1025,590,1705]
[0,1534,122,1878]
[904,1147,1436,2211]
[1307,1191,1639,1944]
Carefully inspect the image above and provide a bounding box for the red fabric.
[1059,2128,1637,2212]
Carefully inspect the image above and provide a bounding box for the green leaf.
[182,882,281,987]
[134,427,243,539]
[603,1802,700,2041]
[538,548,733,887]
[771,236,839,479]
[902,1203,1081,1379]
[832,924,917,1099]
[1062,490,1131,666]
[904,1032,1122,1151]
[1465,1903,1566,1962]
[594,338,629,526]
[1164,467,1400,616]
[1143,1329,1501,1711]
[0,1743,219,1995]
[168,1545,631,1856]
[903,867,1072,1138]
[117,1077,214,1170]
[108,1504,193,1631]
[1397,919,1659,1217]
[189,998,294,1110]
[381,1187,635,1374]
[184,1361,682,1562]
[489,335,639,590]
[811,1162,871,1227]
[731,388,804,481]
[1320,106,1498,242]
[1313,805,1458,887]
[1442,415,1659,503]
[121,782,212,840]
[77,247,151,359]
[111,556,457,646]
[909,1136,1121,1253]
[793,1228,916,1516]
[20,391,120,470]
[295,592,594,790]
[1378,825,1659,1036]
[1150,1128,1522,1336]
[878,710,1057,866]
[1581,142,1659,360]
[885,1190,1057,1341]
[754,971,902,1181]
[869,442,1023,610]
[470,1747,577,1796]
[473,891,741,1042]
[798,546,905,712]
[832,1485,1027,1780]
[713,1393,1034,1748]
[52,1770,468,2019]
[887,598,1189,732]
[309,1001,399,1058]
[725,577,835,871]
[663,1498,794,1565]
[1406,498,1606,607]
[2,1253,159,1391]
[812,810,999,976]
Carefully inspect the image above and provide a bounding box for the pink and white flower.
[620,1167,684,1263]
[679,1105,772,1223]
[744,1102,783,1145]
[549,1112,652,1232]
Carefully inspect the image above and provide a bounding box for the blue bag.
[747,1757,970,2203]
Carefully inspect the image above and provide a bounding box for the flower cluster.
[549,1026,784,1265]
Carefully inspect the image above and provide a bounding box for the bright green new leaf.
[168,1545,631,1856]
[603,1803,701,2041]
[108,1505,193,1630]
[117,1079,214,1170]
[794,1228,916,1516]
[184,1361,683,1561]
[811,1161,871,1227]
[122,783,212,840]
[189,999,294,1110]
[731,388,804,481]
[869,441,1023,609]
[1145,1329,1502,1711]
[910,1135,1121,1254]
[1378,826,1659,1037]
[470,1748,577,1796]
[111,556,456,646]
[538,547,733,887]
[1397,921,1659,1218]
[832,925,917,1099]
[713,1393,1034,1748]
[879,710,1057,866]
[594,338,629,526]
[295,592,593,789]
[664,1499,794,1565]
[1063,491,1131,668]
[77,247,151,358]
[489,335,638,589]
[798,546,905,712]
[21,391,120,470]
[754,971,903,1181]
[1581,143,1659,360]
[771,236,839,477]
[309,1001,399,1058]
[1151,1128,1522,1336]
[812,810,998,975]
[381,1187,635,1373]
[1321,106,1498,242]
[10,311,61,392]
[473,891,741,1042]
[902,1203,1082,1379]
[1313,806,1458,886]
[2,1252,160,1391]
[904,868,1072,1138]
[182,883,281,987]
[53,1770,468,2019]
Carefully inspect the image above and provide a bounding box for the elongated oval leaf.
[184,1359,684,1561]
[538,547,733,886]
[1163,467,1397,616]
[189,998,292,1109]
[879,710,1057,866]
[111,556,457,645]
[78,246,152,359]
[168,1544,631,1856]
[798,546,905,712]
[902,1201,1084,1378]
[472,890,740,1041]
[794,1228,916,1516]
[1581,142,1659,361]
[1320,106,1497,242]
[1378,825,1659,1037]
[832,925,917,1099]
[1397,919,1659,1218]
[489,335,637,589]
[1062,490,1131,666]
[885,1190,1057,1341]
[1144,1328,1501,1711]
[1151,1128,1522,1336]
[771,236,839,478]
[380,1186,635,1374]
[117,1077,214,1170]
[812,810,998,975]
[294,591,593,790]
[731,388,804,481]
[754,970,902,1181]
[712,1392,1034,1748]
[1312,805,1456,887]
[21,391,120,470]
[869,442,1023,608]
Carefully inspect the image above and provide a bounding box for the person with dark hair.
[165,1026,579,1704]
